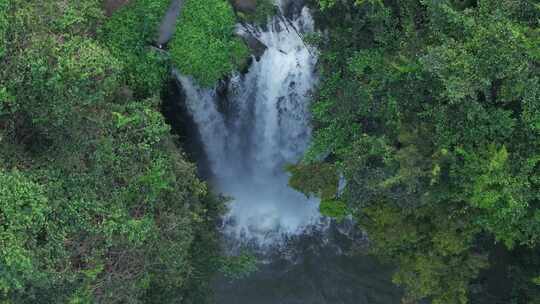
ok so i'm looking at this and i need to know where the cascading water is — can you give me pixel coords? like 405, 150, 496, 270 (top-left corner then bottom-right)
174, 2, 402, 302
177, 4, 321, 247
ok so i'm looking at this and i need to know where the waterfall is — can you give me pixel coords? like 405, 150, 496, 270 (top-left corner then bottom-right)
176, 5, 320, 247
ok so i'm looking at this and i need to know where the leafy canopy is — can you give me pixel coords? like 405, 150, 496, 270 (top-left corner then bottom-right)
169, 0, 249, 86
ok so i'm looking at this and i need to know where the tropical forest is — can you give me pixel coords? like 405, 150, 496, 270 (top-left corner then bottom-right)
0, 0, 539, 303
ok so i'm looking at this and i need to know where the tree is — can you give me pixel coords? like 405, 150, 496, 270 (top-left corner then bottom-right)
169, 0, 249, 86
101, 0, 171, 98
293, 0, 540, 302
0, 170, 51, 297
0, 0, 227, 302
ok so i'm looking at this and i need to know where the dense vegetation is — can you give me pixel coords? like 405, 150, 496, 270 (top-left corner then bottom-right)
0, 0, 240, 302
169, 0, 249, 86
2, 0, 539, 303
290, 0, 540, 303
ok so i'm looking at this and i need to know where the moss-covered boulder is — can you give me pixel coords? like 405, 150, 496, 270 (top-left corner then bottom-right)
169, 0, 249, 86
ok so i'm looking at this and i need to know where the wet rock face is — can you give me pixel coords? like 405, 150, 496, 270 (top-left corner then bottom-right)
103, 0, 130, 16
239, 32, 267, 60
281, 0, 307, 19
231, 0, 258, 13
161, 79, 213, 178
231, 0, 306, 19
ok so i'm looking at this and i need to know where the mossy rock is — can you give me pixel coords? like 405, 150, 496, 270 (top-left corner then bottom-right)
320, 199, 348, 222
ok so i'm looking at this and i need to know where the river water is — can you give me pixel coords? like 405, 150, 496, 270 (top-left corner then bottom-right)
174, 1, 401, 303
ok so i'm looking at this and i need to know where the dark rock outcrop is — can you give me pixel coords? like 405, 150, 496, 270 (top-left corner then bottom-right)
281, 0, 307, 19
238, 31, 267, 60
162, 78, 213, 178
230, 0, 257, 13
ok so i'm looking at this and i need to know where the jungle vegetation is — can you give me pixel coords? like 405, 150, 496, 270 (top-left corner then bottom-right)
0, 0, 241, 302
290, 0, 540, 303
1, 0, 539, 303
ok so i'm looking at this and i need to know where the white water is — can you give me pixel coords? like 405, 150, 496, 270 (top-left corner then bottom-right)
177, 5, 320, 247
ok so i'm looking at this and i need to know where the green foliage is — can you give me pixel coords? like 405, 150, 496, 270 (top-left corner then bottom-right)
305, 71, 364, 161
0, 0, 7, 58
7, 0, 103, 38
287, 162, 339, 200
457, 145, 532, 248
302, 0, 540, 302
0, 0, 225, 302
50, 0, 104, 36
236, 0, 277, 25
219, 253, 258, 280
8, 35, 121, 140
169, 0, 249, 86
101, 0, 171, 98
0, 86, 12, 115
316, 0, 382, 10
0, 170, 49, 295
319, 199, 348, 222
361, 202, 488, 304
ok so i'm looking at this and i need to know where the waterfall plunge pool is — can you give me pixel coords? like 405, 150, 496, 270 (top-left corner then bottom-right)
167, 2, 402, 303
